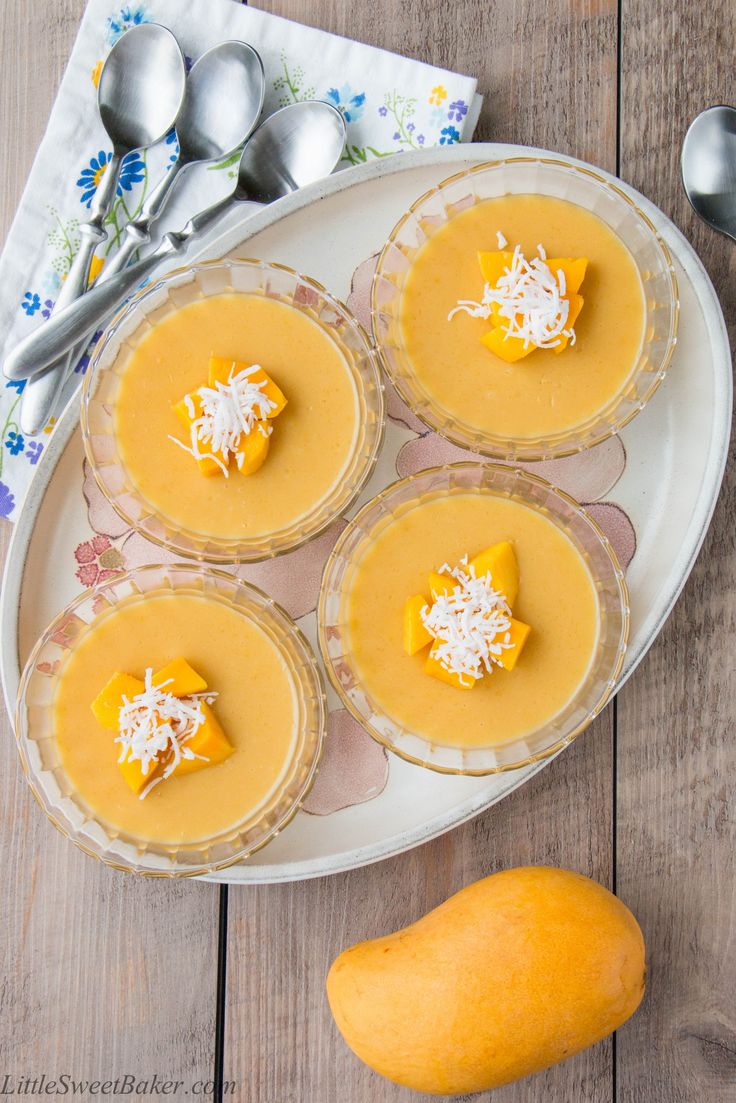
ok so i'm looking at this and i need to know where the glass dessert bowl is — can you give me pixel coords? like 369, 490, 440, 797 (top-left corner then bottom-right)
319, 463, 629, 774
82, 259, 385, 563
372, 157, 678, 461
15, 564, 326, 876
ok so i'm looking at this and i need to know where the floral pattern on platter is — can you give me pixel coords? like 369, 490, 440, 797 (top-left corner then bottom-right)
74, 533, 126, 587
68, 250, 637, 819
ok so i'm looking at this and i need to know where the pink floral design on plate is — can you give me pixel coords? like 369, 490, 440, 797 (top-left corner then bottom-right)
36, 660, 61, 676
582, 502, 636, 571
396, 432, 627, 504
74, 534, 125, 586
302, 709, 389, 816
235, 520, 347, 620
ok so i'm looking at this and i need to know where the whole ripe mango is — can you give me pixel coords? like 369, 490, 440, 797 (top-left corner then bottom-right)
326, 866, 645, 1095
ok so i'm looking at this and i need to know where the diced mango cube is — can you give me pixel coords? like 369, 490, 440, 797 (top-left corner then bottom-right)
553, 292, 584, 355
469, 542, 519, 608
152, 658, 208, 697
173, 393, 227, 477
428, 570, 455, 599
495, 618, 531, 671
480, 327, 533, 363
403, 594, 433, 655
91, 672, 145, 730
208, 356, 287, 418
172, 703, 234, 776
118, 754, 160, 795
478, 250, 513, 287
546, 257, 588, 294
424, 642, 475, 690
237, 422, 271, 475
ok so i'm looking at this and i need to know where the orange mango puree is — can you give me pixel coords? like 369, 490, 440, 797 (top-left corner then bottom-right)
346, 493, 600, 749
400, 195, 645, 439
54, 593, 298, 844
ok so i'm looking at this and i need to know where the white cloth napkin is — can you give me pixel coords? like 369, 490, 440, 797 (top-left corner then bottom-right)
0, 0, 481, 521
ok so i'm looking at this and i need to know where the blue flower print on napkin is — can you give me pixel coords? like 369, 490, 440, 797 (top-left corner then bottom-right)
119, 151, 145, 193
439, 125, 461, 145
20, 292, 41, 316
106, 5, 150, 46
326, 85, 366, 123
5, 431, 24, 456
165, 128, 179, 168
77, 151, 112, 207
77, 150, 146, 208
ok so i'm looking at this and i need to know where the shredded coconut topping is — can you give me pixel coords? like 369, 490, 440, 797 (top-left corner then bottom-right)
420, 559, 516, 686
448, 242, 576, 350
116, 669, 218, 800
496, 229, 508, 249
168, 362, 276, 477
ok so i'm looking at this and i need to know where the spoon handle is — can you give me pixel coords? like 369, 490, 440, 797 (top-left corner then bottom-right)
56, 151, 123, 309
6, 194, 239, 381
18, 161, 191, 435
18, 161, 190, 434
17, 153, 125, 431
102, 158, 185, 282
10, 250, 176, 379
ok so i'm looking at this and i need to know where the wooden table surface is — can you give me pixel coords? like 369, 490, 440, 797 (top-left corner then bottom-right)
1, 2, 734, 1100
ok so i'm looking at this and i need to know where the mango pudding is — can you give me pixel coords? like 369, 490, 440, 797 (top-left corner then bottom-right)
373, 160, 678, 460
54, 592, 302, 844
83, 261, 384, 561
15, 566, 326, 871
115, 292, 356, 543
400, 196, 643, 441
319, 465, 629, 772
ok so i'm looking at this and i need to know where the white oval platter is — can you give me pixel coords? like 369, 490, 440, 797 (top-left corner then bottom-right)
1, 143, 731, 885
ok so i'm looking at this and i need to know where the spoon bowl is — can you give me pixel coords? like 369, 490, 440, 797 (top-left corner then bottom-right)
235, 99, 347, 202
681, 105, 736, 242
99, 22, 186, 152
177, 40, 265, 163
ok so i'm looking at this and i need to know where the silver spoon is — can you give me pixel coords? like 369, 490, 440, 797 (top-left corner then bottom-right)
4, 101, 346, 382
21, 40, 264, 435
34, 24, 185, 332
682, 105, 736, 242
